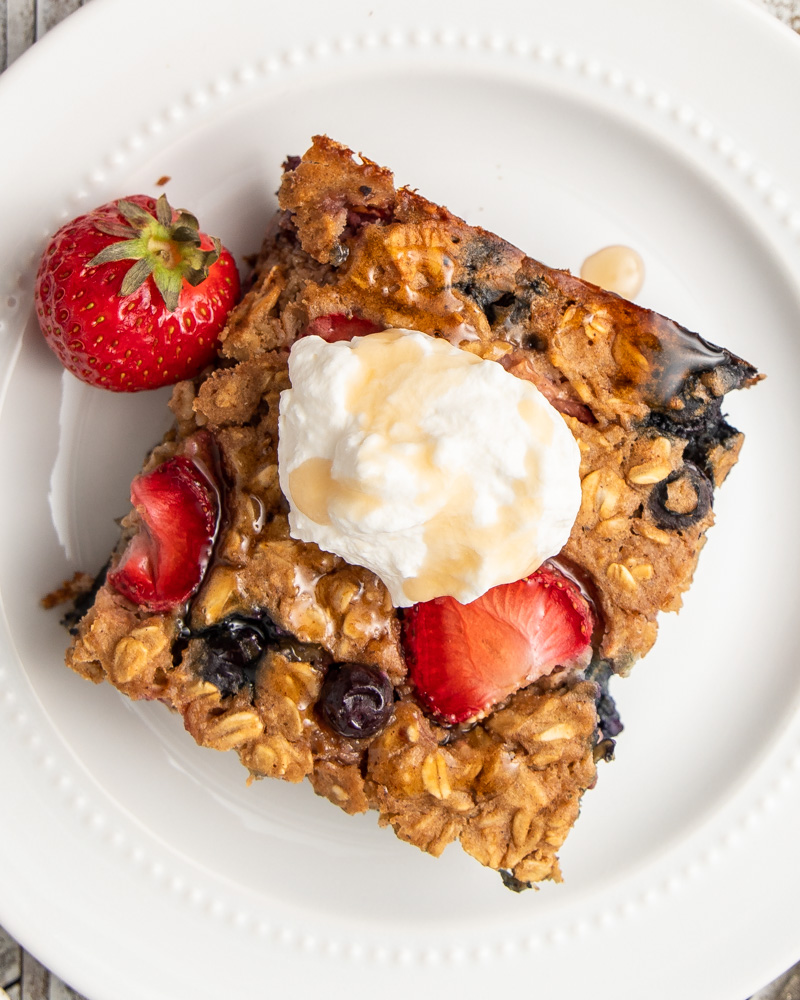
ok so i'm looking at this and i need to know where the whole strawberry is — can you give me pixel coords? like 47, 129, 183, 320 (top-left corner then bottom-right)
34, 194, 240, 391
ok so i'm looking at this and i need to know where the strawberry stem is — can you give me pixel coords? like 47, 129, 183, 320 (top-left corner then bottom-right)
148, 237, 181, 269
87, 194, 223, 313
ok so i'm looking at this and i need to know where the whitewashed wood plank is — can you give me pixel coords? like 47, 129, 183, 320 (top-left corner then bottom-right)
0, 926, 21, 990
36, 0, 85, 40
49, 978, 87, 1000
1, 2, 7, 74
750, 964, 800, 1000
754, 0, 800, 30
19, 952, 47, 1000
5, 0, 35, 66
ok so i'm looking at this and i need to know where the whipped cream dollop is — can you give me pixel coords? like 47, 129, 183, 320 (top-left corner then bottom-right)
277, 329, 581, 607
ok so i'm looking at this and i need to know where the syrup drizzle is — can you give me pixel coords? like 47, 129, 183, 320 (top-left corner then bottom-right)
580, 245, 645, 299
612, 312, 732, 407
341, 224, 485, 343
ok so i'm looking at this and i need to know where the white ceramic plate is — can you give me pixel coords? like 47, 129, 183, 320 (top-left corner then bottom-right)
1, 1, 799, 997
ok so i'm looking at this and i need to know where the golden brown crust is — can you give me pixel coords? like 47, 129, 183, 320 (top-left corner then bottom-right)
278, 136, 396, 265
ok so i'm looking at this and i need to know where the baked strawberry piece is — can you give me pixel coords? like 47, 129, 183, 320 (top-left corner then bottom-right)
405, 568, 595, 725
301, 313, 384, 342
62, 137, 759, 888
108, 452, 220, 612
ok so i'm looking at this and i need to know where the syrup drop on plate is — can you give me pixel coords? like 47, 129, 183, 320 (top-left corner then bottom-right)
580, 245, 645, 299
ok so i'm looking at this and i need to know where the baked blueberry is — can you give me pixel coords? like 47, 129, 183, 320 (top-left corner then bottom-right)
61, 561, 109, 635
499, 869, 533, 893
318, 663, 394, 739
648, 462, 712, 531
199, 616, 273, 697
586, 660, 624, 740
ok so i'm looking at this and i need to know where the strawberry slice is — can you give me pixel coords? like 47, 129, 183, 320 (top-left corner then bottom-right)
108, 455, 220, 612
301, 313, 383, 342
403, 566, 595, 725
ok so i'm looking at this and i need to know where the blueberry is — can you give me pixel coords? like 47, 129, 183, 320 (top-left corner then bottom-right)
193, 611, 330, 698
648, 461, 712, 531
681, 413, 740, 480
647, 399, 717, 437
199, 616, 272, 697
499, 869, 533, 893
586, 659, 624, 741
318, 663, 394, 739
62, 560, 109, 635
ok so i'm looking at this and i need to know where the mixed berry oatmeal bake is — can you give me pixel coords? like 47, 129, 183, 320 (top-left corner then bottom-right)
60, 136, 760, 889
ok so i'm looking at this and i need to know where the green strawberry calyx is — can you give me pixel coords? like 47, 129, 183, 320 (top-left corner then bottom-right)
88, 194, 223, 312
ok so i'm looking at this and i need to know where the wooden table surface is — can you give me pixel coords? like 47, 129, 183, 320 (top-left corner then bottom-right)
0, 0, 799, 998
